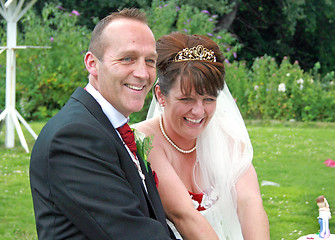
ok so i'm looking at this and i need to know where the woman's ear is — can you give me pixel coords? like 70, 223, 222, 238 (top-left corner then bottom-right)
84, 52, 98, 78
155, 85, 166, 107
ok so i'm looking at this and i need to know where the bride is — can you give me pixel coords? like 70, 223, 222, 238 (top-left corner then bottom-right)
133, 32, 269, 240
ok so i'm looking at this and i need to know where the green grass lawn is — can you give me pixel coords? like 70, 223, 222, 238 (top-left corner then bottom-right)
0, 120, 334, 240
248, 120, 335, 239
0, 122, 44, 240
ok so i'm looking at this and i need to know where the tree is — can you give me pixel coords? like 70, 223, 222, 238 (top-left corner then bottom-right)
33, 0, 152, 29
31, 1, 335, 74
228, 0, 335, 74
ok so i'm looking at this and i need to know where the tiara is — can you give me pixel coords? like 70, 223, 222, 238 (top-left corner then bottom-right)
173, 45, 216, 62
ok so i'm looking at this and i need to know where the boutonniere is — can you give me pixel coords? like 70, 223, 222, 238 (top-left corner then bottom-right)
132, 129, 154, 172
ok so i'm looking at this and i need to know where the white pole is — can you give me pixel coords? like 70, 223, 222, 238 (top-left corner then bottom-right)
10, 108, 29, 152
5, 8, 17, 148
0, 0, 42, 152
5, 0, 15, 8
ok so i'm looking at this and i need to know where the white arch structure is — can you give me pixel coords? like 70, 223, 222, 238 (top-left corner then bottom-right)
0, 0, 49, 152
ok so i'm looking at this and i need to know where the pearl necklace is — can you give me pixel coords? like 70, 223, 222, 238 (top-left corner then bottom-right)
159, 115, 196, 154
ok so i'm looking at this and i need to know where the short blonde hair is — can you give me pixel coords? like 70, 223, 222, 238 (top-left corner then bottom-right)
88, 8, 148, 59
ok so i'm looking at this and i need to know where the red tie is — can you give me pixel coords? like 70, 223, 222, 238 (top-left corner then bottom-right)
117, 123, 159, 188
117, 123, 137, 156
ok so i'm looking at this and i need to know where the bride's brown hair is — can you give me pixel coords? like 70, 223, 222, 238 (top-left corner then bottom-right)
156, 32, 225, 98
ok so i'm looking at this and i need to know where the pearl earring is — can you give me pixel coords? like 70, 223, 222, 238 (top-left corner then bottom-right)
159, 103, 165, 112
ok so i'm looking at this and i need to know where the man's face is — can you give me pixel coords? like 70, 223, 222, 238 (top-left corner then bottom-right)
89, 19, 157, 117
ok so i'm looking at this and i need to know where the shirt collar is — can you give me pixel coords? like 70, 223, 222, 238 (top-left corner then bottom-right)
85, 83, 128, 128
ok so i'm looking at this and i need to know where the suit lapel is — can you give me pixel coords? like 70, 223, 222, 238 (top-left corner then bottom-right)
71, 88, 167, 226
71, 88, 116, 137
139, 154, 170, 234
71, 88, 130, 154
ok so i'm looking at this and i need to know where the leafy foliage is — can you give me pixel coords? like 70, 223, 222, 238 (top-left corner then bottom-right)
231, 0, 335, 74
30, 0, 335, 75
0, 2, 334, 122
33, 0, 152, 30
226, 56, 335, 122
148, 0, 241, 60
1, 4, 90, 120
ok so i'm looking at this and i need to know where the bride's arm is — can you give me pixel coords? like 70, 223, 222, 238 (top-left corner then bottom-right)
149, 147, 219, 240
236, 164, 270, 240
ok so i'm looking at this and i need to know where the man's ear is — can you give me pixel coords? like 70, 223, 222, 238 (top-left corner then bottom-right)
155, 85, 166, 107
84, 52, 98, 77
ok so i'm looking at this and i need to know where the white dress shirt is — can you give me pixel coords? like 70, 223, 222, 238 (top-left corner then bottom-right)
85, 83, 147, 191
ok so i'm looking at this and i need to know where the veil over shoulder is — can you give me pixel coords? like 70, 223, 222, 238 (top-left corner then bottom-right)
147, 81, 253, 240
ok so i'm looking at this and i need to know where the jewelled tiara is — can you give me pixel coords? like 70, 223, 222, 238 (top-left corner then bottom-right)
173, 45, 216, 62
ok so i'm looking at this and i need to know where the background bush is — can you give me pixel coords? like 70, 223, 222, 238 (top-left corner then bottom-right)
0, 4, 90, 120
0, 2, 334, 122
31, 0, 335, 75
226, 56, 335, 122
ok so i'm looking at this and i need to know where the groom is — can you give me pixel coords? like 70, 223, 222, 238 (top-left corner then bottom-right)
30, 8, 175, 239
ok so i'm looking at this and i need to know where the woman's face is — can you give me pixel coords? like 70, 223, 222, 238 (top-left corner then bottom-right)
157, 76, 217, 141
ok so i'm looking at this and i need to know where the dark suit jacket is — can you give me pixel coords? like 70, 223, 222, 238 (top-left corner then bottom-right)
30, 87, 175, 240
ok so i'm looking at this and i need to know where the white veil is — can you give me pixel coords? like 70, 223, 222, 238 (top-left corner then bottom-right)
147, 81, 252, 240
